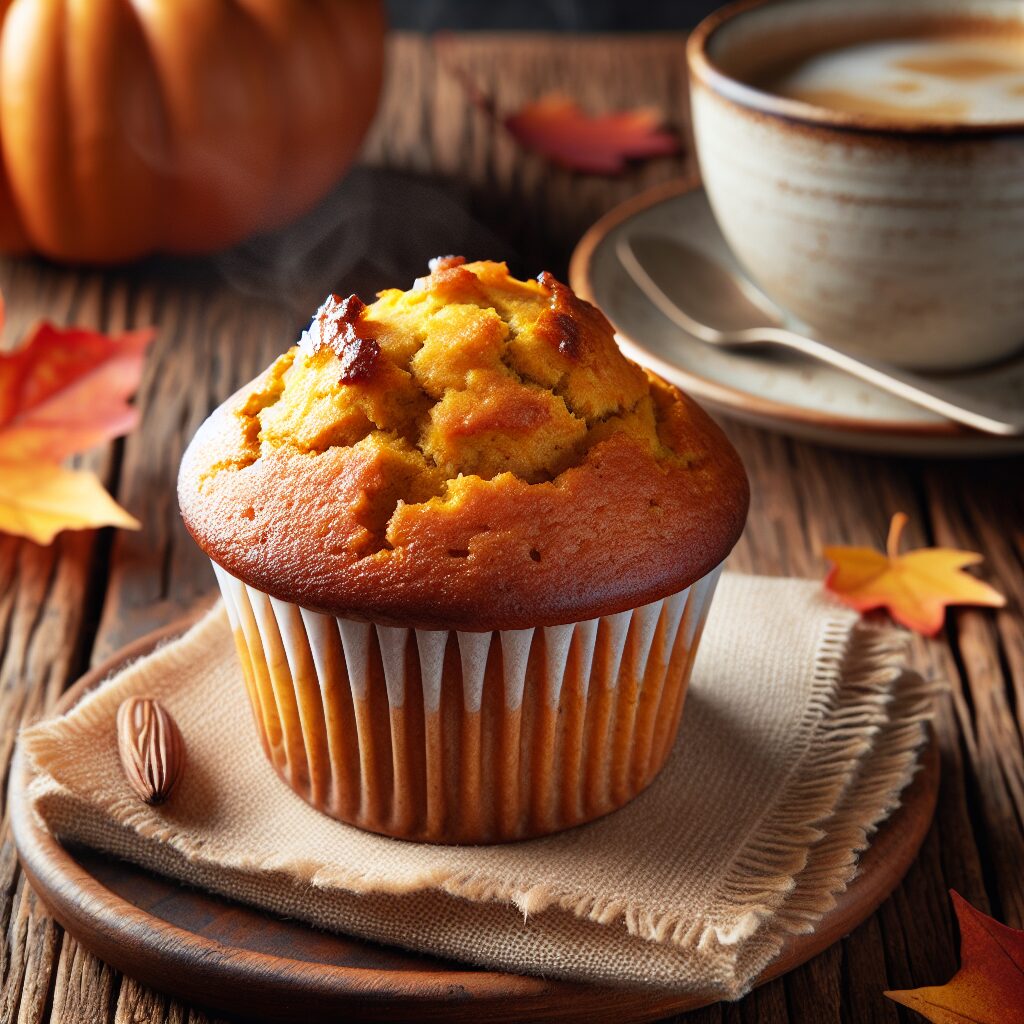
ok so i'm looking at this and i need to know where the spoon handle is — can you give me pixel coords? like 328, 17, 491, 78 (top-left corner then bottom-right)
740, 326, 1024, 437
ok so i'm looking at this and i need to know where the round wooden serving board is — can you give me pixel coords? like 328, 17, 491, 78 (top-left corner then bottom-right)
10, 620, 939, 1024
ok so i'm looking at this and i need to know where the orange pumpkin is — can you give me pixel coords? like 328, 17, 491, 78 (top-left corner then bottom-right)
0, 0, 385, 263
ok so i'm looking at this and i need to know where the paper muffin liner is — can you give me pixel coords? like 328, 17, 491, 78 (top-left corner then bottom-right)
211, 562, 723, 844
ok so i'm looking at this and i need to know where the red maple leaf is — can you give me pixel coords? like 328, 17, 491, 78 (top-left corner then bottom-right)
438, 38, 679, 175
0, 300, 154, 544
886, 891, 1024, 1023
505, 94, 679, 174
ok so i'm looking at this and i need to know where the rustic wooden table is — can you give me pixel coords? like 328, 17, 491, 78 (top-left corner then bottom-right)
2, 33, 1022, 1024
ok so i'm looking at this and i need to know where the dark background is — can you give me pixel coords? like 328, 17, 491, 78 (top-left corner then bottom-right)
386, 0, 724, 31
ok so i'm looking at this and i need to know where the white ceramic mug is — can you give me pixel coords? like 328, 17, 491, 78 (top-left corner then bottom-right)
687, 0, 1024, 371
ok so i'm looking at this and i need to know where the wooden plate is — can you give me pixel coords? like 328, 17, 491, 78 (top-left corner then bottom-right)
9, 619, 939, 1023
569, 178, 1024, 456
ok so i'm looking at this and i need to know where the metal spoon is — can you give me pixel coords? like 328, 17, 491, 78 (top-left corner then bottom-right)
616, 234, 1024, 437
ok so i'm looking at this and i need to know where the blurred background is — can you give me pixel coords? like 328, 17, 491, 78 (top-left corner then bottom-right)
388, 1, 721, 30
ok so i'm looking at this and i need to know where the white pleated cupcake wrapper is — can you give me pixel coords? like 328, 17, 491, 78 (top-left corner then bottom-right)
212, 560, 722, 843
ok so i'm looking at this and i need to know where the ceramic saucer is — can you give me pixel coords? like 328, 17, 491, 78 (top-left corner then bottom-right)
570, 179, 1024, 456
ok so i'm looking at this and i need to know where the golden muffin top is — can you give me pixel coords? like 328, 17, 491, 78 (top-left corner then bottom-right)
179, 259, 749, 630
233, 257, 662, 486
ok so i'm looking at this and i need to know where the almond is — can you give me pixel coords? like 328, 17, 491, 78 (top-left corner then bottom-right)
116, 697, 185, 805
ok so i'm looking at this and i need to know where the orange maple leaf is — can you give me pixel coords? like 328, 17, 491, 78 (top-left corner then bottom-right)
886, 891, 1024, 1024
504, 94, 679, 174
0, 305, 154, 545
823, 513, 1005, 636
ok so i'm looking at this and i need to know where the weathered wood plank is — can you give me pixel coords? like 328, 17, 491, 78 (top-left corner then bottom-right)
111, 980, 224, 1024
922, 469, 1024, 928
0, 874, 59, 1024
48, 937, 116, 1024
92, 284, 291, 663
839, 917, 900, 1024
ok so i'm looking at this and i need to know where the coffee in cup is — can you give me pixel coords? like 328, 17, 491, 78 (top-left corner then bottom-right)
763, 30, 1024, 124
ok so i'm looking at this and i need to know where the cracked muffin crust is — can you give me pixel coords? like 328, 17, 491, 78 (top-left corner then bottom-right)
178, 258, 748, 631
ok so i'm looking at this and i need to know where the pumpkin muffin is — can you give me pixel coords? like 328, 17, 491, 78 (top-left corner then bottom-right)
178, 257, 748, 843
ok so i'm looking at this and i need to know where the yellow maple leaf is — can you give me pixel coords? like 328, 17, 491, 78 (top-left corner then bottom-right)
886, 891, 1024, 1024
0, 303, 153, 544
0, 461, 140, 545
823, 513, 1005, 636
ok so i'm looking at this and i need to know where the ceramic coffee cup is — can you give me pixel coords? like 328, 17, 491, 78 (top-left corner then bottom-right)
687, 0, 1024, 371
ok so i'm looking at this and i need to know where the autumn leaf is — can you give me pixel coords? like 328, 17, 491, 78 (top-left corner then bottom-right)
0, 462, 140, 544
823, 513, 1005, 636
0, 323, 152, 462
504, 95, 679, 174
0, 308, 153, 545
886, 891, 1024, 1024
436, 38, 678, 174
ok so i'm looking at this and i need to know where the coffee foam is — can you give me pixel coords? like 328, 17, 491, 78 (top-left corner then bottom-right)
767, 36, 1024, 124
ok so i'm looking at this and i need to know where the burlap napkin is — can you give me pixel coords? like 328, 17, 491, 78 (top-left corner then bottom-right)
21, 574, 932, 1001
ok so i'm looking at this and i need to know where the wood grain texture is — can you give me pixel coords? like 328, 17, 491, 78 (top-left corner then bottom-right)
0, 31, 1021, 1024
7, 624, 938, 1024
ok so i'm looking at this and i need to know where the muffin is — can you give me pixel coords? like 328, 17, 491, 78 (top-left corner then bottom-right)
178, 257, 748, 843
